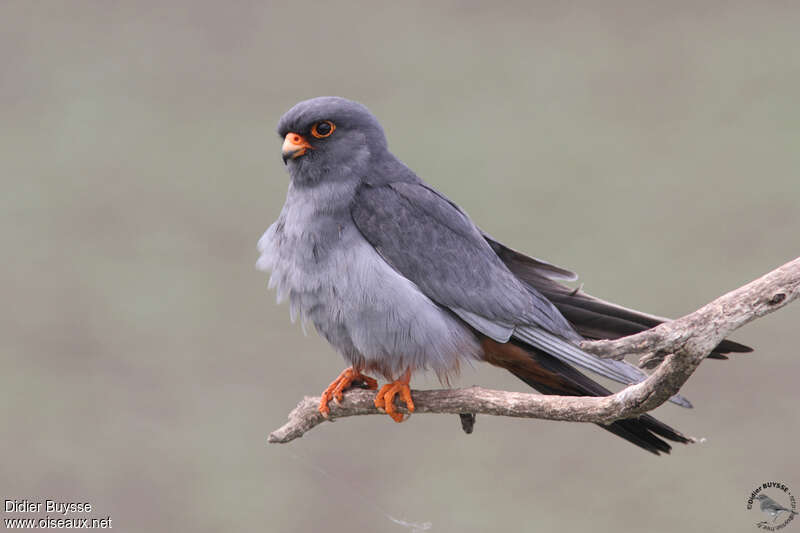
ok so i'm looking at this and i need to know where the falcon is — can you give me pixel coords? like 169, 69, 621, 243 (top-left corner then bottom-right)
257, 97, 751, 454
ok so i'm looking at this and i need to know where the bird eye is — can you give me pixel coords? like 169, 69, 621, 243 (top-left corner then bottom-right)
311, 120, 335, 139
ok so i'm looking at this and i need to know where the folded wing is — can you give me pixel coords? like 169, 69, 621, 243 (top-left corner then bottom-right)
351, 180, 693, 407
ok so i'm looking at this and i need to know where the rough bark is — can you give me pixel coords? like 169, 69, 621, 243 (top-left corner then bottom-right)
268, 257, 800, 444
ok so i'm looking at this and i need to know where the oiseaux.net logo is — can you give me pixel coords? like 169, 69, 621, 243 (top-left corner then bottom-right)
747, 482, 797, 530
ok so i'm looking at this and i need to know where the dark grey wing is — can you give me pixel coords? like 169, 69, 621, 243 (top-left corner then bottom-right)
351, 181, 689, 405
483, 233, 578, 281
351, 181, 573, 341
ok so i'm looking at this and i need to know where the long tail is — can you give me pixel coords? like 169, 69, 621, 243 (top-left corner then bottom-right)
480, 336, 691, 455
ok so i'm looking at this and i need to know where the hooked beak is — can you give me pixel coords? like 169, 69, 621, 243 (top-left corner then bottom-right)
282, 132, 312, 164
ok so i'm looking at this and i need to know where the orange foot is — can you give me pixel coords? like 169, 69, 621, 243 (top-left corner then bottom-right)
319, 367, 378, 418
374, 369, 415, 423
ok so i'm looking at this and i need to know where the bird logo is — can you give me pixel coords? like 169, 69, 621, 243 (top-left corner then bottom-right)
747, 483, 798, 530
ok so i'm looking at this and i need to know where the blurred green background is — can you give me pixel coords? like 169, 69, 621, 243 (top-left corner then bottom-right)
2, 2, 798, 532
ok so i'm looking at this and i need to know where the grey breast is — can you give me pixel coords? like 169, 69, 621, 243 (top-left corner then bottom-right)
257, 181, 481, 380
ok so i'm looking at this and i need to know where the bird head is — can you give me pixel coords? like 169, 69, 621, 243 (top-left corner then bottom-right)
277, 96, 388, 187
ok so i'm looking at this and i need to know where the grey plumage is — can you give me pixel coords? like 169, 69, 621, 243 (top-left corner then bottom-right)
256, 179, 483, 381
258, 96, 751, 453
258, 99, 482, 380
351, 181, 576, 342
351, 179, 691, 406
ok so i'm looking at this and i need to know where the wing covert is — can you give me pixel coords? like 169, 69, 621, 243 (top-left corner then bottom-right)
351, 181, 575, 340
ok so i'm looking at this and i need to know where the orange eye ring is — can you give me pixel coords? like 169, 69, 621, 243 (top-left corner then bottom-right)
311, 120, 335, 139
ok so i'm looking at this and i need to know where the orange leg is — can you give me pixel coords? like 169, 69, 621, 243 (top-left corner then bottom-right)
373, 368, 415, 423
318, 367, 378, 417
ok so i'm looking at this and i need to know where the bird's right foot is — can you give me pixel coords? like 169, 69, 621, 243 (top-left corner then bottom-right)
373, 368, 415, 423
318, 367, 378, 417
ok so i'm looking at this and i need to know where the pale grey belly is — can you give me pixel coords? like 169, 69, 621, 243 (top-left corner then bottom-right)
258, 221, 481, 380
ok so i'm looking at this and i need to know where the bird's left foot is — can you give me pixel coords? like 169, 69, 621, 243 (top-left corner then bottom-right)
374, 369, 415, 423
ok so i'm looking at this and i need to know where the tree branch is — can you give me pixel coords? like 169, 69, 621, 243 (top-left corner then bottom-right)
268, 257, 800, 444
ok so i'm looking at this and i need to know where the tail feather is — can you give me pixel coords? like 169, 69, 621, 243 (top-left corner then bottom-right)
481, 337, 690, 455
542, 292, 752, 357
485, 236, 753, 357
